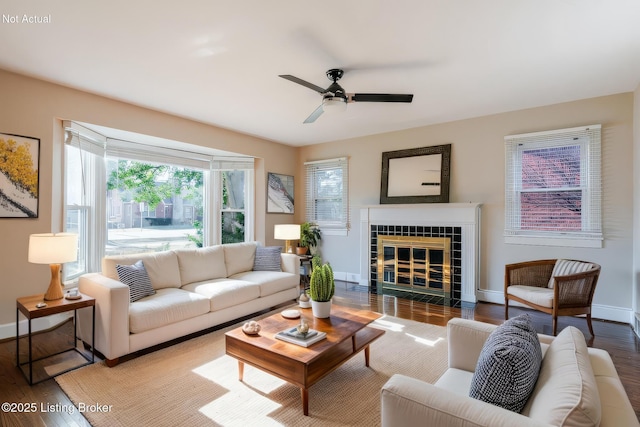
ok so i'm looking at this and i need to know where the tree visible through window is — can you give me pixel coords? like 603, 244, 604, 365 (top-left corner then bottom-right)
106, 159, 204, 255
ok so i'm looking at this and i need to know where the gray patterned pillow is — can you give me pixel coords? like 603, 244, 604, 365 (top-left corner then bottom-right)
469, 314, 542, 413
253, 246, 282, 271
116, 260, 156, 303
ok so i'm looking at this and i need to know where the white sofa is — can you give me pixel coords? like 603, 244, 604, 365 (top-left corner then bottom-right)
78, 242, 299, 366
381, 318, 638, 427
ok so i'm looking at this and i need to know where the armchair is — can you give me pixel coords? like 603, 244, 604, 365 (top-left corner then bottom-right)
505, 259, 601, 336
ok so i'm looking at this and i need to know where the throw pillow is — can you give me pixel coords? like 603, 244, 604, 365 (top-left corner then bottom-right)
116, 260, 156, 303
547, 259, 594, 288
253, 246, 283, 271
469, 314, 542, 413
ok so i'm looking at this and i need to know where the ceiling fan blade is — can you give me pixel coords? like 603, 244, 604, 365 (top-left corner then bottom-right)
303, 104, 324, 124
350, 93, 414, 103
279, 75, 327, 94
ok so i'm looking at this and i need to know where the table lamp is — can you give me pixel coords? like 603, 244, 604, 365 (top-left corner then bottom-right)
28, 233, 78, 300
274, 224, 300, 254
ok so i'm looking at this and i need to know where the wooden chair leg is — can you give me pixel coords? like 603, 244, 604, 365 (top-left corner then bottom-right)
586, 314, 595, 336
505, 300, 509, 320
552, 316, 557, 336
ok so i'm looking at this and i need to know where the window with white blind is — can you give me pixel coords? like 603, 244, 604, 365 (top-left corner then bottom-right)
304, 157, 349, 235
504, 125, 602, 248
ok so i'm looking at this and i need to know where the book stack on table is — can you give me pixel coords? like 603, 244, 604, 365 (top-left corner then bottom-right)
275, 327, 327, 347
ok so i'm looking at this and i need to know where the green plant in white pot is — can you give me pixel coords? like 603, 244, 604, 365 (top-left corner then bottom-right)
308, 262, 335, 318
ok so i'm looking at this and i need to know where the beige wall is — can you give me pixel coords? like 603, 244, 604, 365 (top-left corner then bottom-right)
0, 69, 297, 326
1, 66, 634, 328
299, 93, 635, 321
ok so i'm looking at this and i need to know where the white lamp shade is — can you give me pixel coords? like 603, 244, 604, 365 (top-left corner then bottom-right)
274, 224, 300, 240
28, 233, 78, 264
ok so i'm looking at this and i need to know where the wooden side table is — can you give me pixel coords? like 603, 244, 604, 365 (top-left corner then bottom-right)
16, 293, 95, 385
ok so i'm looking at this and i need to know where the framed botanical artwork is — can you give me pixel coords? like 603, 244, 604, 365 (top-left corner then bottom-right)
267, 172, 294, 214
0, 133, 39, 218
380, 144, 451, 204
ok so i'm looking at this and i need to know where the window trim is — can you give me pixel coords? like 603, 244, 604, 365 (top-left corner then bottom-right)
63, 121, 256, 275
304, 157, 349, 235
504, 124, 602, 248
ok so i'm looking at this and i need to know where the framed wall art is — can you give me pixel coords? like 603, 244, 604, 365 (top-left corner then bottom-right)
380, 144, 451, 204
267, 172, 294, 214
0, 133, 39, 218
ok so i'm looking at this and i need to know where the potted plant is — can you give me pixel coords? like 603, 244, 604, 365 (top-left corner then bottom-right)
308, 262, 335, 318
296, 222, 321, 255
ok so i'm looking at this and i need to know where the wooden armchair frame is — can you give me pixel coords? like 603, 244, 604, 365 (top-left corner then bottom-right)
504, 259, 601, 336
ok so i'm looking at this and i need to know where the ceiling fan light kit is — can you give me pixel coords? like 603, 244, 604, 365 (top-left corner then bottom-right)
322, 96, 347, 113
279, 68, 413, 123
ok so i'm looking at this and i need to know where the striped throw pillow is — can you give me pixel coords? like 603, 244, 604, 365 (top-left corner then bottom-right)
548, 259, 594, 288
116, 260, 156, 303
469, 314, 542, 413
253, 246, 282, 271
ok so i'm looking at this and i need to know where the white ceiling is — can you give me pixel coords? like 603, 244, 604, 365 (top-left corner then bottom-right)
2, 1, 640, 146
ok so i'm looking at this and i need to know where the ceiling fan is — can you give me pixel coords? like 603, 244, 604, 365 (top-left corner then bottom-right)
279, 68, 414, 124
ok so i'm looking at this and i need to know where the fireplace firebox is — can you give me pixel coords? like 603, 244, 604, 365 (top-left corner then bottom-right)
378, 235, 451, 301
371, 225, 462, 307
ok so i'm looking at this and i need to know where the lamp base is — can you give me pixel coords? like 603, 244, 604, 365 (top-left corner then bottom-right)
285, 240, 294, 254
44, 264, 64, 301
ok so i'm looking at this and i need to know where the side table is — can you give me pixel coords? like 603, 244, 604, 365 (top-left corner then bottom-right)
16, 293, 95, 385
299, 255, 313, 289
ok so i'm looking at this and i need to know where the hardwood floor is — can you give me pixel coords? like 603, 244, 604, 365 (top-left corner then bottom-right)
1, 282, 639, 426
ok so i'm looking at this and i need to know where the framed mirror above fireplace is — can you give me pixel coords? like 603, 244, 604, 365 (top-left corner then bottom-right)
380, 144, 451, 204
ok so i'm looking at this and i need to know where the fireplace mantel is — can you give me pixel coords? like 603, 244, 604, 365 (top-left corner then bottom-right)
359, 203, 482, 303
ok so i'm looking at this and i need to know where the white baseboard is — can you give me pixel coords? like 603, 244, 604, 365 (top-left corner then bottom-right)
0, 312, 73, 341
477, 289, 634, 324
333, 271, 361, 284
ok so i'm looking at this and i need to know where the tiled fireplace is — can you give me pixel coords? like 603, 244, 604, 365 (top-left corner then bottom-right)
359, 203, 481, 305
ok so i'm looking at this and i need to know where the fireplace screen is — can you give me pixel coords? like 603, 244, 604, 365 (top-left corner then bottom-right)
378, 236, 451, 298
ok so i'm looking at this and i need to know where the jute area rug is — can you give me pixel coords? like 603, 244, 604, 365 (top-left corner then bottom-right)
56, 309, 448, 427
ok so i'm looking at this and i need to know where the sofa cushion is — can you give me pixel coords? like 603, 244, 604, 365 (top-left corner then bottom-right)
253, 246, 283, 271
230, 270, 299, 297
181, 279, 260, 311
175, 245, 227, 286
128, 288, 210, 334
115, 260, 156, 303
547, 259, 594, 288
223, 242, 258, 276
469, 314, 542, 413
522, 326, 601, 426
103, 251, 181, 290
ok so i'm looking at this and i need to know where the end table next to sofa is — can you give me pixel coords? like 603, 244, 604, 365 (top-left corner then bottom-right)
16, 293, 95, 385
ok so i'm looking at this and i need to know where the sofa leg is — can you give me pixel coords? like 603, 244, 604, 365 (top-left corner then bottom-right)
105, 357, 120, 367
586, 314, 595, 336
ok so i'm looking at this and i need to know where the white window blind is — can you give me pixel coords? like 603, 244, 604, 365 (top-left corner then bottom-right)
304, 157, 349, 233
505, 125, 602, 247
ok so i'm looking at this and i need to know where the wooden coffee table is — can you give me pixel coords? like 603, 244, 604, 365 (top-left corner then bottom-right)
224, 305, 385, 416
